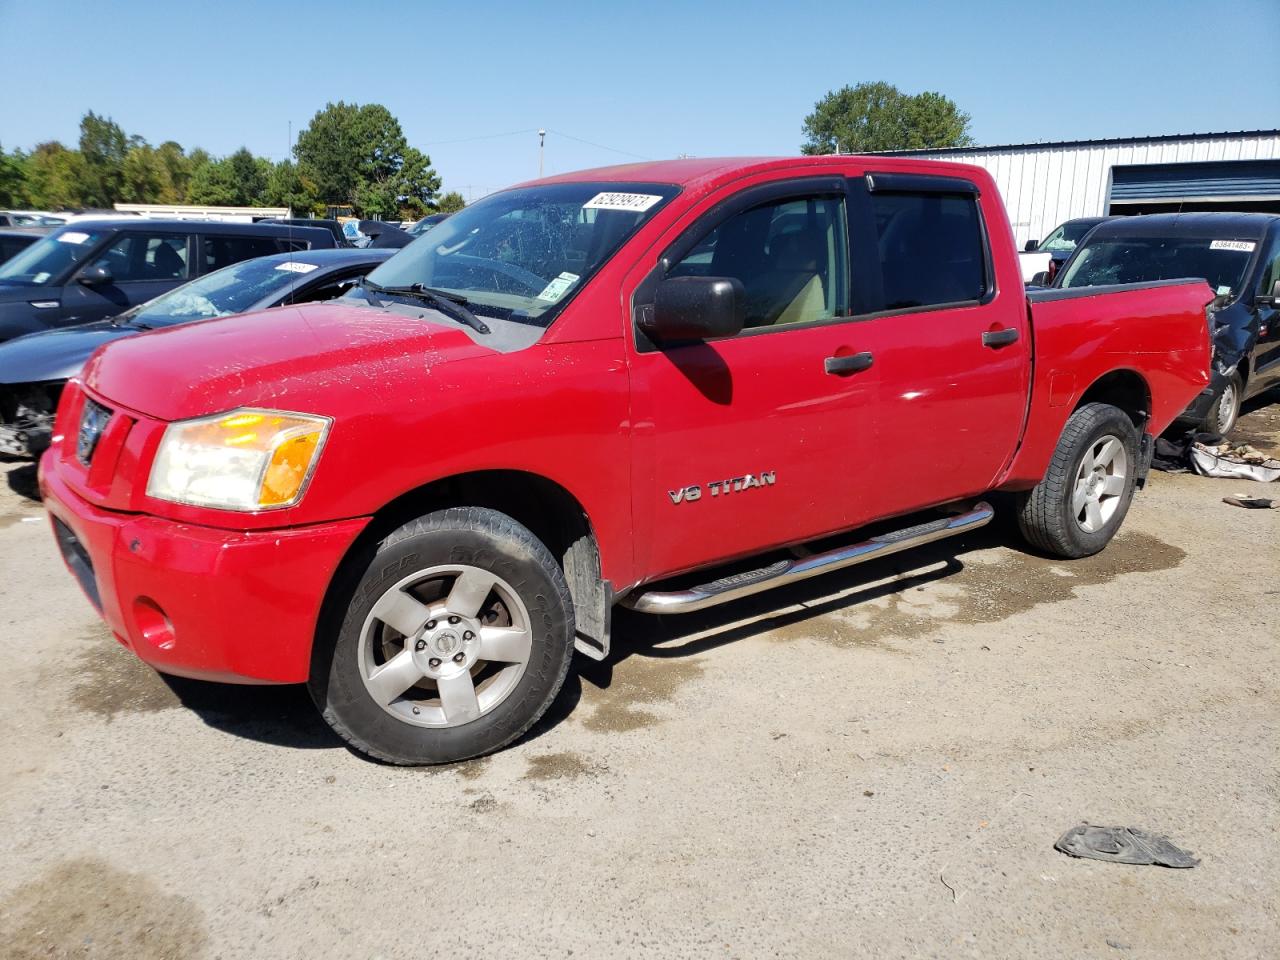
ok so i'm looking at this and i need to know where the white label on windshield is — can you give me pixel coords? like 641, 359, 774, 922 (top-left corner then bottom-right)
57, 231, 91, 244
536, 271, 580, 302
33, 272, 50, 284
1216, 285, 1233, 296
582, 192, 663, 213
1210, 240, 1256, 252
274, 261, 318, 273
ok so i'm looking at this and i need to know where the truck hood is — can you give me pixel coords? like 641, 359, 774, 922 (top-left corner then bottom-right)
82, 302, 492, 422
0, 320, 135, 385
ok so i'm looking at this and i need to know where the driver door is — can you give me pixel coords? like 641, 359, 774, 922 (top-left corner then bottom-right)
61, 231, 192, 325
627, 178, 877, 581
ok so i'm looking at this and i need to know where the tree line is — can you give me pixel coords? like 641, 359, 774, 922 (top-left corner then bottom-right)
0, 102, 466, 220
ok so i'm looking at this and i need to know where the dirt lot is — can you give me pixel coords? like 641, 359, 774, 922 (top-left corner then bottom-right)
1, 402, 1277, 960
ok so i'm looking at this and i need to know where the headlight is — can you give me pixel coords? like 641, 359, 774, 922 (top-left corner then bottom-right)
146, 408, 332, 511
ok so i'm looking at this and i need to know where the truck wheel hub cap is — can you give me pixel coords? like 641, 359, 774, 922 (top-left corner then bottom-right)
1072, 434, 1128, 534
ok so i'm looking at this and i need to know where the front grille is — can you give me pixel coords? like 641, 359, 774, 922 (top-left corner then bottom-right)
52, 517, 101, 610
76, 397, 112, 466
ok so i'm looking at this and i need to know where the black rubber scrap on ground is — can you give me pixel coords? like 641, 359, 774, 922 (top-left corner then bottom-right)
1055, 824, 1199, 868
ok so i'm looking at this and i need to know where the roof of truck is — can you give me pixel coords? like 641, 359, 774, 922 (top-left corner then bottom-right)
519, 154, 977, 193
1085, 212, 1280, 241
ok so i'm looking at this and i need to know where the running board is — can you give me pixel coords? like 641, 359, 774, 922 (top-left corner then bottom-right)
621, 502, 994, 615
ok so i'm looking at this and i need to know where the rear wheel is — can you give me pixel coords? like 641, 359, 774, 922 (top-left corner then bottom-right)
1199, 370, 1243, 436
310, 507, 575, 765
1016, 403, 1140, 559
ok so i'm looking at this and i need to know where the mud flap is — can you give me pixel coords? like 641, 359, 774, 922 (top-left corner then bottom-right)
1135, 432, 1154, 489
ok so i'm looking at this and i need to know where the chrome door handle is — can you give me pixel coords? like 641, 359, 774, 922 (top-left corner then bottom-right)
982, 327, 1019, 348
824, 352, 874, 376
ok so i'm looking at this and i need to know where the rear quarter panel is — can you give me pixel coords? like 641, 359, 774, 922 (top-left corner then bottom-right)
1000, 280, 1213, 488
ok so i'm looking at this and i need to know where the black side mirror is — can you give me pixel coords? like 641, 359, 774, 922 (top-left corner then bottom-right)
1024, 239, 1039, 252
1257, 277, 1280, 307
78, 263, 114, 286
1028, 271, 1051, 287
643, 276, 745, 343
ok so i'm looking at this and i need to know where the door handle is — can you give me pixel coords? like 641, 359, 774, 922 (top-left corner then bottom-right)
824, 351, 874, 376
982, 327, 1020, 348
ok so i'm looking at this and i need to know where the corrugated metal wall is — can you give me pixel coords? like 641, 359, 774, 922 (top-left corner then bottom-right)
902, 132, 1280, 247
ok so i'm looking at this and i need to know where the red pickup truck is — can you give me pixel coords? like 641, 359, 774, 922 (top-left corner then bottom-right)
40, 156, 1212, 764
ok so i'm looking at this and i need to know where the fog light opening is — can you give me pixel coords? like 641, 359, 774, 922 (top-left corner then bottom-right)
132, 597, 175, 651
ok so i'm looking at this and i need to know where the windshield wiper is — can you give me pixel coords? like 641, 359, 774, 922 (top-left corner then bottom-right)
357, 278, 490, 334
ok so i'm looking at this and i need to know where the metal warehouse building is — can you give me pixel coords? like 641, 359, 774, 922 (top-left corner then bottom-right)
893, 129, 1280, 248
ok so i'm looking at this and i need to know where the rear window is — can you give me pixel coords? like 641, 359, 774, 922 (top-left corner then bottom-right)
1060, 236, 1257, 301
870, 192, 989, 310
201, 235, 307, 272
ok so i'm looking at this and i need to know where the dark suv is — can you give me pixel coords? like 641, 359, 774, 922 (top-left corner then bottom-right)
1055, 212, 1280, 433
0, 219, 334, 342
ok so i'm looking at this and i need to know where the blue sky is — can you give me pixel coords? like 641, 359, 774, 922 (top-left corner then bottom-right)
2, 0, 1277, 201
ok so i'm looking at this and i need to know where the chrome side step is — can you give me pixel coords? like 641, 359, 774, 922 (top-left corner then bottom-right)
621, 502, 994, 615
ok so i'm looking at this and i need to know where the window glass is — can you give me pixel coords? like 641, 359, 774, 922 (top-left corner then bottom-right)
1255, 233, 1280, 303
668, 195, 848, 329
1060, 236, 1255, 301
91, 233, 189, 282
127, 255, 315, 327
359, 181, 678, 327
201, 235, 305, 272
0, 228, 108, 286
871, 192, 988, 310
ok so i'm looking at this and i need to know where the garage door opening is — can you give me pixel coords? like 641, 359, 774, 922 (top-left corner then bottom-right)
1109, 160, 1280, 215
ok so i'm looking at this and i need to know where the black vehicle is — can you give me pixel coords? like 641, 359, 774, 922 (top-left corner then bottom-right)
1055, 212, 1280, 433
0, 219, 335, 343
405, 212, 452, 237
257, 217, 352, 247
1023, 216, 1112, 284
0, 247, 393, 457
0, 227, 51, 265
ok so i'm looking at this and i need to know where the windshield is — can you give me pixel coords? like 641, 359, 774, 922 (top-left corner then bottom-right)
0, 228, 108, 286
124, 255, 319, 327
1039, 220, 1098, 254
354, 181, 678, 326
1060, 235, 1257, 300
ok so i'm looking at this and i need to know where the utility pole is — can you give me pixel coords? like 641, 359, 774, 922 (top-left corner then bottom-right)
538, 129, 546, 177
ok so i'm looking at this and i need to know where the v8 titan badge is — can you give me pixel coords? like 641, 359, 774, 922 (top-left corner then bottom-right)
669, 471, 776, 505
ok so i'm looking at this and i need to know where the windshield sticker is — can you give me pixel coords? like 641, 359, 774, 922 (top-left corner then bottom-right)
536, 271, 580, 302
582, 192, 664, 213
1216, 285, 1233, 296
33, 272, 50, 284
1210, 240, 1256, 253
274, 261, 318, 273
57, 231, 91, 245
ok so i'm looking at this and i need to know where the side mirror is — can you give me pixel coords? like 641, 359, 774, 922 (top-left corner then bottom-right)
1023, 239, 1039, 252
643, 276, 745, 343
1028, 271, 1051, 287
1257, 277, 1280, 307
78, 263, 114, 286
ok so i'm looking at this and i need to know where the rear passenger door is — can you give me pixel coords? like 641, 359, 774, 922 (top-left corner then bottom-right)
844, 173, 1029, 519
62, 231, 192, 325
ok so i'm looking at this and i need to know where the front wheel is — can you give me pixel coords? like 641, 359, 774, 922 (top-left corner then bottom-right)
1016, 403, 1140, 559
310, 507, 575, 765
1198, 370, 1243, 436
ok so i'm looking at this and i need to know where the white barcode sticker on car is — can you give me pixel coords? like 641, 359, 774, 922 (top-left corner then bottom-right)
1210, 240, 1256, 252
536, 271, 580, 302
274, 261, 318, 273
57, 231, 91, 244
582, 192, 663, 213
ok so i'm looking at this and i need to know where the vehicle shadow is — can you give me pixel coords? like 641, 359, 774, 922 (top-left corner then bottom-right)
159, 675, 338, 751
2, 460, 40, 502
571, 517, 1017, 696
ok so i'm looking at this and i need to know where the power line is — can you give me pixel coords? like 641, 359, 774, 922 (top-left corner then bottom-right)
544, 128, 652, 161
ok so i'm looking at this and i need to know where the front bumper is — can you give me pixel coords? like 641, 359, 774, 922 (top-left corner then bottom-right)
40, 450, 369, 683
1175, 369, 1229, 428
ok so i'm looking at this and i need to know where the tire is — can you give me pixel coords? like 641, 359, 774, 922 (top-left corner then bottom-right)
309, 507, 575, 765
1198, 370, 1243, 436
1016, 403, 1140, 559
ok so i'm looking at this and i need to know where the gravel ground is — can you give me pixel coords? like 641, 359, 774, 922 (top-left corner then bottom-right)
1, 400, 1277, 960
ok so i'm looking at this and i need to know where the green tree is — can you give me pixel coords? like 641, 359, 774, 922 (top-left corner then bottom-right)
186, 148, 272, 206
266, 159, 321, 215
78, 111, 129, 206
294, 101, 440, 217
122, 142, 167, 202
0, 144, 29, 207
435, 191, 466, 214
155, 141, 192, 202
801, 81, 974, 155
25, 142, 90, 209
